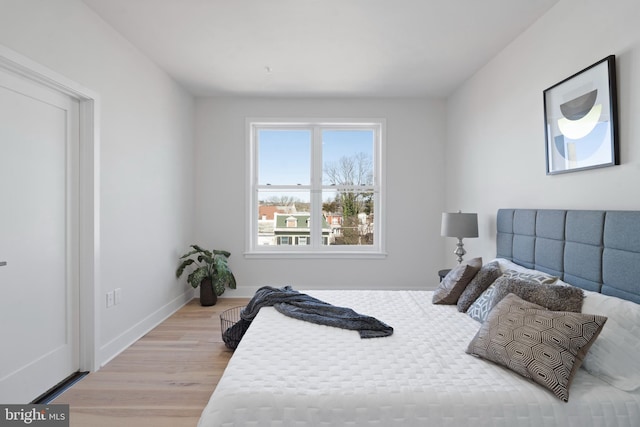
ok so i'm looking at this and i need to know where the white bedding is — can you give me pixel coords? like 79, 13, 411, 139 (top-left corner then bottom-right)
199, 290, 640, 427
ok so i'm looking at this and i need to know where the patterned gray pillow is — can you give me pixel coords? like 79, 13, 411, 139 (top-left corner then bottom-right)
457, 261, 502, 312
466, 293, 607, 402
502, 269, 558, 285
432, 257, 482, 305
466, 284, 497, 323
490, 275, 584, 312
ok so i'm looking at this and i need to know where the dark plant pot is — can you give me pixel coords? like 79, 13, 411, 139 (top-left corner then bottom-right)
199, 278, 217, 306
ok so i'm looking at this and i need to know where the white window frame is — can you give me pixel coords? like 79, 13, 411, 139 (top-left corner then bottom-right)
245, 118, 386, 259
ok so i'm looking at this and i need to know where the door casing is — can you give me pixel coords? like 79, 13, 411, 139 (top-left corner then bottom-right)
0, 44, 100, 373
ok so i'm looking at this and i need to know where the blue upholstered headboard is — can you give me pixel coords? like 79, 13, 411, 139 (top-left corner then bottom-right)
496, 209, 640, 304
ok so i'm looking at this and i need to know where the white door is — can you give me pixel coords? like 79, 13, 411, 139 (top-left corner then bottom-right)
0, 67, 79, 403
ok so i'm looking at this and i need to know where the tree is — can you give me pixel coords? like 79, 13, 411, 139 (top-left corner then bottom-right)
323, 200, 339, 213
324, 152, 372, 217
264, 195, 300, 206
323, 152, 373, 245
324, 152, 373, 187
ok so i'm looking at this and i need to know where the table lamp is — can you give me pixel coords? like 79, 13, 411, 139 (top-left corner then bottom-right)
441, 211, 478, 264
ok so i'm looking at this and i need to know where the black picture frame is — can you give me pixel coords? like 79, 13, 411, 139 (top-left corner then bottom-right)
543, 55, 619, 175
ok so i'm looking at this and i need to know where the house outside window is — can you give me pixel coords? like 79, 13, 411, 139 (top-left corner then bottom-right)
246, 119, 386, 258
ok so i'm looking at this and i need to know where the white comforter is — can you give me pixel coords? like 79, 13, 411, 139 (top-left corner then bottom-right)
199, 290, 640, 427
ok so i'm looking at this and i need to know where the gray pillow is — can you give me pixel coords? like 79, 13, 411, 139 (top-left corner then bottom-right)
490, 275, 584, 312
466, 293, 607, 402
457, 261, 502, 312
432, 257, 482, 305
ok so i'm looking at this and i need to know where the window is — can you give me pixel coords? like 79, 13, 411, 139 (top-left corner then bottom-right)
246, 119, 385, 258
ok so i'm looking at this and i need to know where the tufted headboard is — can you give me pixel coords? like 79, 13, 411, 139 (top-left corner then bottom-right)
496, 209, 640, 304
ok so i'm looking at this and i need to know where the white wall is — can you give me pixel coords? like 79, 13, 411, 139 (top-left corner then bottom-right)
0, 0, 196, 366
8, 0, 623, 367
446, 0, 640, 263
195, 97, 447, 296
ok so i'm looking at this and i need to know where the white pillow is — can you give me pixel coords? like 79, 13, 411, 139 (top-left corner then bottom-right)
581, 290, 640, 391
493, 258, 556, 277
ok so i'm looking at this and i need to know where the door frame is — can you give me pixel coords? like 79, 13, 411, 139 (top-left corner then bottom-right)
0, 44, 100, 372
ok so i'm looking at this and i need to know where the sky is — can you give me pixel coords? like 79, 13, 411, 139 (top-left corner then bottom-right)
258, 128, 374, 186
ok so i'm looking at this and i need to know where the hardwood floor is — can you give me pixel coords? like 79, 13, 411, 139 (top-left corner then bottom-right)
53, 298, 249, 427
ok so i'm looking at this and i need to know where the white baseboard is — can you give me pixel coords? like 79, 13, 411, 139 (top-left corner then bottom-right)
217, 287, 261, 298
98, 290, 194, 368
219, 285, 432, 299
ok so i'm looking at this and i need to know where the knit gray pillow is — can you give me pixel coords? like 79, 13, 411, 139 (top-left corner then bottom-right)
490, 275, 584, 313
457, 261, 502, 312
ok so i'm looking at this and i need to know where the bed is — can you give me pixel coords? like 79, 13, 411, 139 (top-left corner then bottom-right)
199, 209, 640, 426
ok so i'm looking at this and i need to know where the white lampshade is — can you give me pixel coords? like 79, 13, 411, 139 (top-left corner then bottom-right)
441, 212, 478, 238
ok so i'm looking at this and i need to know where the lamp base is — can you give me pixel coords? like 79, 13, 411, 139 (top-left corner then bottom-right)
453, 238, 466, 264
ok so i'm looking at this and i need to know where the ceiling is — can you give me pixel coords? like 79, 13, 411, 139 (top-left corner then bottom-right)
81, 0, 559, 98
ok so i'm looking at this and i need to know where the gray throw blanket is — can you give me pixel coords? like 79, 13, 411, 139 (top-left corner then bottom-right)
222, 286, 393, 349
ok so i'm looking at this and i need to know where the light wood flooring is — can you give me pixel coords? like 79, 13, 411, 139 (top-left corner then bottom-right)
53, 297, 249, 427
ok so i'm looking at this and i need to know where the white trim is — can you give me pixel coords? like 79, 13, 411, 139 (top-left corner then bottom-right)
244, 251, 388, 259
245, 119, 256, 255
68, 93, 81, 372
78, 98, 100, 372
0, 44, 101, 372
98, 290, 193, 367
224, 282, 425, 298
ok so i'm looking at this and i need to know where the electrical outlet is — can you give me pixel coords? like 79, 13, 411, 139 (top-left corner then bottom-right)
106, 291, 114, 308
114, 288, 122, 305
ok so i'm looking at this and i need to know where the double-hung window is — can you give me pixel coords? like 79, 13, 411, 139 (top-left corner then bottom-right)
247, 119, 385, 258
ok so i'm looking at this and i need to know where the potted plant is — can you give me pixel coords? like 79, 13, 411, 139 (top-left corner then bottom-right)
176, 245, 236, 306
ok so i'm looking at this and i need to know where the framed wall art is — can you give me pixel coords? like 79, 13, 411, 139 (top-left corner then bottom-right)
543, 55, 619, 175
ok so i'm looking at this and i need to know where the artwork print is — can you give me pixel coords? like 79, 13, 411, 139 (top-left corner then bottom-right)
544, 55, 619, 174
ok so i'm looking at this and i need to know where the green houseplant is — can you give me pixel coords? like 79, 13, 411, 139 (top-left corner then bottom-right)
176, 245, 236, 306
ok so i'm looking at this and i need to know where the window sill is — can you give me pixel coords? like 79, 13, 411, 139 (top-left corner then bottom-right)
244, 250, 387, 260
